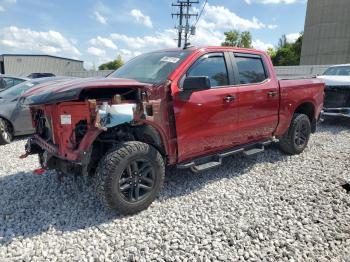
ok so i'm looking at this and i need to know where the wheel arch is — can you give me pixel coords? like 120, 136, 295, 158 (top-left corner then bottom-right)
90, 123, 168, 172
131, 124, 166, 156
294, 101, 316, 133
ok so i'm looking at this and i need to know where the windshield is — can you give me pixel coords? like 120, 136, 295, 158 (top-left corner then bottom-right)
109, 50, 192, 84
323, 66, 350, 76
0, 81, 39, 99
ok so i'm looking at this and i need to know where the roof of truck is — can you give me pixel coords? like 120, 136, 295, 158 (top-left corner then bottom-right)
155, 46, 266, 55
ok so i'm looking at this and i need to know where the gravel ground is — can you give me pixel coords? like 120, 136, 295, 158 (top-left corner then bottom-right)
0, 120, 350, 262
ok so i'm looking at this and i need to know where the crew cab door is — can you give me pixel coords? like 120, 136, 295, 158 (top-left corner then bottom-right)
172, 52, 239, 162
230, 53, 279, 144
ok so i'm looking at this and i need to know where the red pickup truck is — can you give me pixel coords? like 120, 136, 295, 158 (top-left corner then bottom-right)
22, 46, 324, 215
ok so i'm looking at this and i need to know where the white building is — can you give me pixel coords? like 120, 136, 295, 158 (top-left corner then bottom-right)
0, 54, 85, 76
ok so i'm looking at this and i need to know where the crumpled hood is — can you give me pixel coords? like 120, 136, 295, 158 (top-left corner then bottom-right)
23, 78, 151, 105
317, 75, 350, 86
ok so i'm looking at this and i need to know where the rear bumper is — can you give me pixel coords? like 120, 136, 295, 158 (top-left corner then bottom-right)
322, 108, 350, 118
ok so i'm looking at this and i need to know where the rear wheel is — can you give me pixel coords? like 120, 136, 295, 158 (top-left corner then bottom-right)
0, 118, 13, 145
279, 113, 311, 155
96, 141, 165, 215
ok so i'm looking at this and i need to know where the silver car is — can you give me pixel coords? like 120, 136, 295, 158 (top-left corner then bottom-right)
0, 77, 73, 145
0, 75, 29, 91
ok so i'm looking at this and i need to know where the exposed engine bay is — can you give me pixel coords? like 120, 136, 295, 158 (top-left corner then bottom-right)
22, 80, 175, 178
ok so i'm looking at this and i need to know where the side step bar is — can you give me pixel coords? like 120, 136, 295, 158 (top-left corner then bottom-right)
177, 139, 274, 173
191, 160, 222, 172
243, 147, 264, 156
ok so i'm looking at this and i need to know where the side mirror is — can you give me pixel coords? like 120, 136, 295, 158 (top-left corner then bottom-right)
183, 76, 211, 91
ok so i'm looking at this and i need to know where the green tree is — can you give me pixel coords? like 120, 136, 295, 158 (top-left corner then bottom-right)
278, 34, 288, 48
221, 30, 252, 48
270, 33, 303, 66
98, 55, 124, 70
266, 47, 277, 58
222, 30, 240, 47
240, 31, 252, 48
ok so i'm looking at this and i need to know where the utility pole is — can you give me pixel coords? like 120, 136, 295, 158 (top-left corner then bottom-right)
172, 0, 199, 48
172, 2, 184, 47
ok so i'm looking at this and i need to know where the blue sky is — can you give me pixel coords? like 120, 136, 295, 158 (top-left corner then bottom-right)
0, 0, 307, 69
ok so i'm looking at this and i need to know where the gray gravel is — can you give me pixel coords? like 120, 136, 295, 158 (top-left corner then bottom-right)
1, 120, 350, 261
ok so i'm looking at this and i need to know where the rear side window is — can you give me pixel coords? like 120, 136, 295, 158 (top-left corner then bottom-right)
235, 56, 267, 84
323, 66, 350, 76
188, 53, 229, 88
4, 77, 15, 87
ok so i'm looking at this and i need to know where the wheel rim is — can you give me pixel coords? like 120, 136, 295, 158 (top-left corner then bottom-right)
118, 159, 155, 203
294, 121, 308, 147
0, 120, 12, 142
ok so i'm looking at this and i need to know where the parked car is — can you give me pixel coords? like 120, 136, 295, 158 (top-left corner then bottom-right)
27, 73, 56, 79
318, 64, 350, 118
0, 77, 73, 145
0, 75, 28, 91
22, 46, 324, 215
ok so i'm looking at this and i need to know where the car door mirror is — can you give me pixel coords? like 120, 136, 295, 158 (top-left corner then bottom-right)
182, 76, 211, 91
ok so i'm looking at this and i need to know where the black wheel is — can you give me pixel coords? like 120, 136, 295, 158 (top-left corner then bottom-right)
96, 141, 165, 215
0, 118, 13, 145
279, 113, 311, 155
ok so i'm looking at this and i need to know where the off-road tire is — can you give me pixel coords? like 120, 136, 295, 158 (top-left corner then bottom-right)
96, 141, 165, 215
0, 118, 13, 145
279, 113, 311, 155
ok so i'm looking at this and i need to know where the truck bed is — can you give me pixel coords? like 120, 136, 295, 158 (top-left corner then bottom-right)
275, 78, 325, 135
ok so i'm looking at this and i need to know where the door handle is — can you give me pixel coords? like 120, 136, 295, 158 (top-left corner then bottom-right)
224, 95, 236, 103
267, 91, 277, 97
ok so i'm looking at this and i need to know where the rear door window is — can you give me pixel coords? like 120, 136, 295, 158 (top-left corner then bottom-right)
187, 53, 229, 88
234, 55, 267, 84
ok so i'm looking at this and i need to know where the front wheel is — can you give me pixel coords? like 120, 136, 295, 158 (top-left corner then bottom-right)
0, 118, 13, 145
96, 141, 165, 215
279, 113, 311, 155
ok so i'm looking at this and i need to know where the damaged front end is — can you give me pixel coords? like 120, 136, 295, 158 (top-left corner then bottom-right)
22, 83, 147, 176
322, 85, 350, 118
22, 78, 177, 177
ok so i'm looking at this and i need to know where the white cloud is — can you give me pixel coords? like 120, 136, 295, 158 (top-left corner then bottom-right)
0, 26, 81, 57
0, 5, 4, 12
189, 3, 275, 46
252, 39, 274, 50
4, 0, 17, 3
88, 4, 280, 64
286, 32, 301, 43
199, 4, 266, 31
89, 36, 117, 50
130, 9, 153, 28
87, 46, 105, 57
245, 0, 300, 4
94, 11, 107, 25
110, 29, 176, 51
267, 24, 278, 29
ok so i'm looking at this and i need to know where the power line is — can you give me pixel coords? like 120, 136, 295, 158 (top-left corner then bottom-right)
187, 0, 208, 42
193, 0, 207, 28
